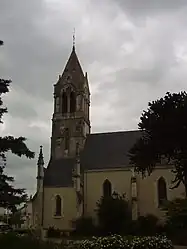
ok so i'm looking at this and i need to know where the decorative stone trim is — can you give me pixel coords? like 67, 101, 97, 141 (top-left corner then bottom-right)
131, 196, 137, 202
131, 176, 136, 183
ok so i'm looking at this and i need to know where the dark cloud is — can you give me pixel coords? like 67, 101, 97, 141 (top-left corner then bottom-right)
113, 0, 187, 18
1, 0, 187, 195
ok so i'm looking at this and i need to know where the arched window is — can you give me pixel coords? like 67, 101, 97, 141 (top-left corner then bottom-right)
55, 195, 61, 216
64, 128, 69, 150
103, 179, 112, 197
158, 177, 167, 206
70, 91, 76, 113
62, 92, 68, 113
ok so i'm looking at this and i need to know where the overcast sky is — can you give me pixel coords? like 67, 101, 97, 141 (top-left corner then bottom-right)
1, 0, 187, 195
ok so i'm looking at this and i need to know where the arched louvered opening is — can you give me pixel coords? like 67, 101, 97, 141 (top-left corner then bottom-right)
103, 179, 112, 197
55, 195, 62, 216
158, 177, 167, 206
70, 91, 76, 113
62, 92, 68, 113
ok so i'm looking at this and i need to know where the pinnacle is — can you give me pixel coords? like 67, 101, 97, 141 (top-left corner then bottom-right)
37, 145, 44, 166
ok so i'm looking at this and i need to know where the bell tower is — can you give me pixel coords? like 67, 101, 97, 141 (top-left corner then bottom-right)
50, 45, 90, 159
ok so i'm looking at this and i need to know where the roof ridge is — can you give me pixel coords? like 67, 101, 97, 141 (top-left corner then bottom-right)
89, 130, 140, 136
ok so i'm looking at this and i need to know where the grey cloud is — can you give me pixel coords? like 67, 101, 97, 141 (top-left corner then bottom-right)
8, 101, 37, 119
0, 0, 72, 101
113, 0, 187, 18
1, 0, 187, 195
5, 138, 50, 195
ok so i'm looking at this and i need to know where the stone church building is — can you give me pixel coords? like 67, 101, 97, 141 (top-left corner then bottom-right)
32, 44, 185, 232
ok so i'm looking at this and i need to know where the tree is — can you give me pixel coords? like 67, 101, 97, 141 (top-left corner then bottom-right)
9, 210, 24, 228
0, 165, 28, 213
129, 92, 187, 197
96, 192, 131, 234
0, 40, 34, 212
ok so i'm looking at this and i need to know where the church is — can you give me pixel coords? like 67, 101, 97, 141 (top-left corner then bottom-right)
31, 44, 185, 233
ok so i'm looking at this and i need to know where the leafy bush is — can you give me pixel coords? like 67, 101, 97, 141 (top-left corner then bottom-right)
164, 198, 187, 230
96, 193, 131, 234
163, 198, 187, 245
119, 214, 163, 236
73, 217, 96, 236
0, 232, 60, 249
136, 214, 160, 235
68, 234, 173, 249
47, 226, 61, 238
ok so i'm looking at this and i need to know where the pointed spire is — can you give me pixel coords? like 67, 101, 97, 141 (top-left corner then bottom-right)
37, 145, 44, 166
61, 37, 84, 80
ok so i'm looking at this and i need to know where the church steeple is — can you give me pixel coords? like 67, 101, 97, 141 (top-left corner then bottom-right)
51, 44, 91, 160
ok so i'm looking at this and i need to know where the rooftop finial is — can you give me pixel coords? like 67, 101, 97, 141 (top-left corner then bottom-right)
37, 145, 44, 166
73, 28, 75, 50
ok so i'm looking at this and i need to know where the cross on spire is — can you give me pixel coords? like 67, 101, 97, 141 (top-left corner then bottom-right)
73, 28, 75, 50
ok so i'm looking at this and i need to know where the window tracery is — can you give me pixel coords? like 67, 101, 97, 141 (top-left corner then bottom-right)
70, 91, 76, 113
62, 92, 68, 113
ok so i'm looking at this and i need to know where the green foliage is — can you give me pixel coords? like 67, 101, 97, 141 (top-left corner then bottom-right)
0, 232, 60, 249
47, 226, 61, 238
136, 214, 160, 236
96, 192, 131, 234
9, 210, 24, 227
0, 165, 28, 212
0, 40, 34, 212
129, 92, 187, 195
164, 198, 187, 229
69, 234, 173, 249
162, 198, 187, 245
74, 217, 96, 236
0, 233, 174, 249
124, 214, 163, 236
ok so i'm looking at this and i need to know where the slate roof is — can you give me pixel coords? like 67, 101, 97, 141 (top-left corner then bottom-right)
44, 158, 75, 187
81, 130, 141, 170
44, 130, 141, 187
56, 46, 85, 90
63, 46, 84, 77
